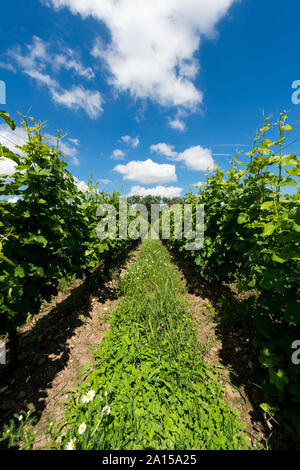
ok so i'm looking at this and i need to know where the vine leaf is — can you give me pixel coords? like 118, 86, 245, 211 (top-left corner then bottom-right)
0, 110, 16, 130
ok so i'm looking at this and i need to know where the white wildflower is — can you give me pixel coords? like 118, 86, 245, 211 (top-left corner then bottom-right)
82, 390, 95, 404
102, 405, 111, 415
66, 439, 76, 450
78, 423, 86, 435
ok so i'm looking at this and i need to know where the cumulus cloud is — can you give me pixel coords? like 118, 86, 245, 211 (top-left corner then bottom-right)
0, 125, 81, 174
8, 36, 103, 119
0, 125, 28, 166
168, 118, 186, 132
0, 124, 27, 147
177, 145, 215, 171
73, 176, 89, 192
0, 124, 80, 164
0, 156, 17, 176
44, 0, 237, 124
109, 149, 126, 160
150, 143, 177, 159
120, 135, 139, 148
128, 185, 183, 198
114, 158, 177, 184
191, 181, 205, 187
150, 142, 215, 172
0, 125, 87, 192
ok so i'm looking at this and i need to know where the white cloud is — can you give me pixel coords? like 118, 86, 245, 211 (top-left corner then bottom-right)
0, 157, 17, 176
45, 0, 237, 119
121, 135, 139, 148
0, 125, 87, 190
128, 185, 183, 198
191, 181, 205, 187
213, 153, 233, 156
0, 125, 81, 173
50, 86, 103, 119
168, 118, 186, 132
0, 126, 26, 177
99, 178, 111, 184
73, 176, 89, 192
0, 125, 27, 157
68, 137, 80, 146
45, 134, 80, 165
109, 149, 126, 160
8, 36, 102, 119
177, 145, 215, 171
10, 36, 94, 80
0, 62, 16, 73
53, 52, 95, 80
149, 141, 215, 172
150, 143, 177, 159
58, 141, 80, 165
6, 196, 19, 203
114, 158, 177, 184
24, 69, 59, 88
0, 125, 80, 164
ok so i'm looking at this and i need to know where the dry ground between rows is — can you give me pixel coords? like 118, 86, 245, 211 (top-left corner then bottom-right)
0, 246, 140, 449
187, 292, 266, 448
169, 250, 289, 450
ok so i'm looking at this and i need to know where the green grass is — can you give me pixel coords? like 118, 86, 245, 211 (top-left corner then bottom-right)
52, 240, 249, 450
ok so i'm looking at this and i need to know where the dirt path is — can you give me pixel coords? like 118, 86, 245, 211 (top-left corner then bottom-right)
0, 246, 140, 449
187, 293, 266, 448
169, 250, 289, 450
163, 250, 266, 448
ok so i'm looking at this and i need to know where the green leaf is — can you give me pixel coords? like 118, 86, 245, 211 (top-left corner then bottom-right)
194, 255, 201, 266
285, 168, 300, 177
262, 222, 276, 236
259, 268, 284, 290
277, 177, 297, 187
269, 368, 289, 392
281, 154, 298, 166
23, 235, 48, 247
14, 266, 25, 278
272, 253, 286, 263
0, 110, 16, 130
260, 403, 271, 413
261, 201, 274, 210
259, 348, 279, 368
237, 213, 249, 224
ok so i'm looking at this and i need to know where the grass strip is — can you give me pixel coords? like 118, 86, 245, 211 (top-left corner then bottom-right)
55, 240, 249, 450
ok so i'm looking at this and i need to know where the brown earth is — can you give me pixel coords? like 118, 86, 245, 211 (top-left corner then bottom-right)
169, 250, 290, 450
0, 245, 140, 449
187, 292, 266, 449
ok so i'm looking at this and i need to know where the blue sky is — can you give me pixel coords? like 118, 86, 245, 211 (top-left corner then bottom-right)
0, 0, 300, 198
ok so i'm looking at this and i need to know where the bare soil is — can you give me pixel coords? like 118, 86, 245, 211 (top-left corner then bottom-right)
169, 250, 290, 450
0, 245, 140, 449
